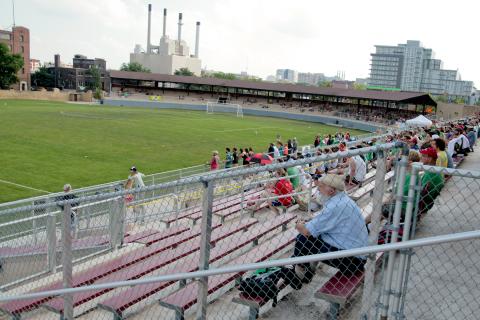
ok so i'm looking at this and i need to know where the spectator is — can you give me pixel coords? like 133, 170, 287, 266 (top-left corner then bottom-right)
466, 128, 476, 152
210, 151, 220, 170
293, 174, 368, 282
268, 169, 293, 208
431, 138, 448, 168
241, 148, 249, 165
267, 143, 275, 157
56, 184, 79, 235
287, 139, 293, 155
286, 164, 300, 191
124, 166, 146, 223
292, 137, 298, 154
277, 141, 284, 157
344, 147, 367, 185
225, 148, 233, 169
314, 135, 320, 148
454, 129, 470, 155
419, 147, 445, 217
232, 147, 239, 167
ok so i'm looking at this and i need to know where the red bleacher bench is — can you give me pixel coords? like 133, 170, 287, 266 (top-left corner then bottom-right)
161, 188, 261, 227
188, 190, 264, 225
0, 226, 201, 318
159, 228, 297, 320
314, 252, 383, 320
42, 218, 259, 317
98, 215, 296, 319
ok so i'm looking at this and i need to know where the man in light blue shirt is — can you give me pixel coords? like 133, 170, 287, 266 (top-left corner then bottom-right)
294, 174, 368, 283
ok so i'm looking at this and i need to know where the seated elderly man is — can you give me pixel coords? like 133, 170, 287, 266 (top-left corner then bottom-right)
293, 174, 368, 283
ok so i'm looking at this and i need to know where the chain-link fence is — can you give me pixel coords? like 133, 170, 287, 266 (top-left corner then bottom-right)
1, 143, 479, 320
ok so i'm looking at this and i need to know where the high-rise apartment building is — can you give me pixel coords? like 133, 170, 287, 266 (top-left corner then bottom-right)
276, 69, 298, 83
0, 26, 30, 90
297, 72, 325, 85
369, 40, 474, 100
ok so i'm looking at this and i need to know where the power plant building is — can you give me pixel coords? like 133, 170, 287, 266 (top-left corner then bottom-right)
130, 5, 202, 76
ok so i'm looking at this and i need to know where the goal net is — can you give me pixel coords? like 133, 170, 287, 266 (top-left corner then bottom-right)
206, 101, 243, 118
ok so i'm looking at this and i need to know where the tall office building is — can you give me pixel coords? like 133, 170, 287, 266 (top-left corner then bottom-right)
369, 40, 474, 100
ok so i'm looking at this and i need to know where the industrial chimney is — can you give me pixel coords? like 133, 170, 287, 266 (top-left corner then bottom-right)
163, 8, 167, 38
147, 4, 152, 54
177, 13, 183, 43
195, 21, 200, 58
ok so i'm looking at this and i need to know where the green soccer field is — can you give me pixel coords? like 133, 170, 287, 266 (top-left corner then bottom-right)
0, 99, 367, 203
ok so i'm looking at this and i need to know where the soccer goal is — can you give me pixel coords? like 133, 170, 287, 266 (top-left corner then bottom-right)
206, 101, 243, 118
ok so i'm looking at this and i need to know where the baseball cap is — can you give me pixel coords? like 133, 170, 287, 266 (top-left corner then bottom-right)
432, 134, 440, 139
63, 184, 72, 191
130, 166, 137, 172
315, 174, 345, 192
420, 147, 437, 159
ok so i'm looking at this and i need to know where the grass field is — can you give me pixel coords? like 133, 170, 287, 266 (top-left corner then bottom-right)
0, 99, 367, 203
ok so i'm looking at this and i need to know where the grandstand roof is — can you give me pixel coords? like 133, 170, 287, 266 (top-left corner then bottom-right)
110, 71, 437, 107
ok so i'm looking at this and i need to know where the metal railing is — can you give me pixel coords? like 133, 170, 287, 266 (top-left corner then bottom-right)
1, 142, 479, 320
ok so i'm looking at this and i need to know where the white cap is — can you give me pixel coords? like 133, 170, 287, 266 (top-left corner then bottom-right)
63, 184, 72, 192
432, 134, 440, 139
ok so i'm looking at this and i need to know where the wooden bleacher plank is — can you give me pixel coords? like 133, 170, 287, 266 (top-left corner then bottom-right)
0, 225, 213, 317
98, 215, 296, 318
42, 218, 260, 315
158, 228, 297, 318
160, 188, 261, 226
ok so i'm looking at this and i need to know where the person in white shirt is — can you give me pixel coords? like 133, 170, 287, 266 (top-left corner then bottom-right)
345, 147, 366, 185
447, 135, 458, 157
455, 129, 470, 154
125, 166, 146, 223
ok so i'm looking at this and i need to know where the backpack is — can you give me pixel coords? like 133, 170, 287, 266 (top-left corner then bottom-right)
238, 267, 282, 305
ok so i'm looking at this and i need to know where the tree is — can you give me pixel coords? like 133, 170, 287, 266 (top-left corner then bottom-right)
318, 80, 332, 88
353, 83, 367, 90
31, 66, 54, 88
86, 66, 102, 99
0, 43, 24, 89
174, 68, 194, 76
120, 62, 150, 73
207, 71, 237, 80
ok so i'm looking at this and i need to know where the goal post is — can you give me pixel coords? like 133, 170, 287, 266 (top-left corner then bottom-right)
206, 101, 243, 118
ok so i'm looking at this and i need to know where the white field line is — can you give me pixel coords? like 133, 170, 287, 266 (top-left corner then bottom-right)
59, 111, 120, 120
212, 126, 280, 133
0, 179, 51, 194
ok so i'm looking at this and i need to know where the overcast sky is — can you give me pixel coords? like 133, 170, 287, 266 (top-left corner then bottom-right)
1, 0, 478, 85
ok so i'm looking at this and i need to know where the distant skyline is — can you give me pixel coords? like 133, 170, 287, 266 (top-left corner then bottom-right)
1, 0, 478, 86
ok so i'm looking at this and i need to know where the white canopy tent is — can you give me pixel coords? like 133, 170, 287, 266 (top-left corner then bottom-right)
405, 115, 433, 128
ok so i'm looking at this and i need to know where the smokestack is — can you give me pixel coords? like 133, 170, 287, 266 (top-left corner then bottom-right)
162, 8, 167, 38
195, 21, 200, 58
147, 4, 152, 53
177, 13, 183, 43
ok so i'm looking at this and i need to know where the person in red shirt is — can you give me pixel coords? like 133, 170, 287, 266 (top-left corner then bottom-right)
210, 151, 220, 170
270, 169, 293, 207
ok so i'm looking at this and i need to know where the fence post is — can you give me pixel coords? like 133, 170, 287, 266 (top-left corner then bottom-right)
240, 179, 245, 216
195, 179, 214, 320
379, 145, 409, 320
360, 147, 386, 319
62, 203, 73, 320
109, 197, 125, 250
46, 213, 57, 273
389, 165, 420, 318
307, 173, 313, 213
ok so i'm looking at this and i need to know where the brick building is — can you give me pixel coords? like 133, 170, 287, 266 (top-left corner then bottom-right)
0, 26, 30, 90
46, 54, 110, 91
